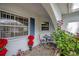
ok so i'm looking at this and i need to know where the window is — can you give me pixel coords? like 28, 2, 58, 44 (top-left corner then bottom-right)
41, 22, 49, 31
0, 11, 28, 38
1, 11, 7, 19
2, 14, 6, 18
11, 15, 14, 19
18, 17, 24, 24
72, 3, 79, 10
24, 18, 28, 26
71, 3, 79, 12
67, 22, 79, 34
7, 14, 10, 19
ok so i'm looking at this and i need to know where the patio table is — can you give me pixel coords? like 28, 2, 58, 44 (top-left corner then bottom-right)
43, 35, 52, 43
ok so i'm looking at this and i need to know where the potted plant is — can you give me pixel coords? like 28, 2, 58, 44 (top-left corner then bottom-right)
0, 39, 8, 56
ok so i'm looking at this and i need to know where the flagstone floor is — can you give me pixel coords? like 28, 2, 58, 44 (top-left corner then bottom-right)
14, 43, 59, 56
24, 44, 59, 56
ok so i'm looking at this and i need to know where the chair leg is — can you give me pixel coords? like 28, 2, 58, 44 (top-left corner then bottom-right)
52, 48, 59, 56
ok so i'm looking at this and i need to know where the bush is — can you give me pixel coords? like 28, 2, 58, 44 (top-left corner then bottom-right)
52, 27, 77, 56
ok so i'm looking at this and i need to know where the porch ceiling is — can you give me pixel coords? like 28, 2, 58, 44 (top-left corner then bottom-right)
0, 3, 50, 18
16, 3, 50, 18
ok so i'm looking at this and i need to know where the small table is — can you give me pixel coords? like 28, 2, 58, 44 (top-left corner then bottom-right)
43, 35, 49, 41
43, 35, 52, 44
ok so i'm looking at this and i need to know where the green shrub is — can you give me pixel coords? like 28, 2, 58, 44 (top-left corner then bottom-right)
52, 27, 77, 56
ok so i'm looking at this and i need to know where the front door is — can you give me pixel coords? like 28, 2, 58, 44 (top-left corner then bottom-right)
30, 17, 35, 35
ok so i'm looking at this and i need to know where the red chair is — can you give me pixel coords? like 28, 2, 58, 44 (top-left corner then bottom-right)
28, 35, 34, 51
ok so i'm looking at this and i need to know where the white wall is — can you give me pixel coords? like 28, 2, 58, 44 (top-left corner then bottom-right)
62, 11, 79, 32
35, 17, 54, 39
0, 4, 54, 55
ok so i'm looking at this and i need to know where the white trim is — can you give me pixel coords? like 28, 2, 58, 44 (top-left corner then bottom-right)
0, 24, 27, 27
28, 18, 30, 35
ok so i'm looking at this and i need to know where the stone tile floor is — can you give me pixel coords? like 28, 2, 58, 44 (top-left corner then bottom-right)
24, 44, 58, 56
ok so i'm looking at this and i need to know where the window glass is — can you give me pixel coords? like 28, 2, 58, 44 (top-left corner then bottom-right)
72, 3, 79, 10
11, 15, 14, 19
1, 11, 7, 19
24, 18, 28, 26
2, 13, 6, 18
0, 11, 28, 38
7, 14, 10, 19
67, 22, 79, 34
41, 22, 49, 31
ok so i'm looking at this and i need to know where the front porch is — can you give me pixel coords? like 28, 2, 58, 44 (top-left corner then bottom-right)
0, 3, 79, 56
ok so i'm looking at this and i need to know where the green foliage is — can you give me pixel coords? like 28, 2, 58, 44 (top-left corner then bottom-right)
0, 48, 3, 51
52, 27, 77, 56
75, 41, 79, 55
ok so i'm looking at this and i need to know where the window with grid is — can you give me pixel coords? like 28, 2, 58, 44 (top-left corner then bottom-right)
0, 11, 28, 38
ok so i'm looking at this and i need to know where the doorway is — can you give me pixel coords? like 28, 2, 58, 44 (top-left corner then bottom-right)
30, 17, 35, 35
